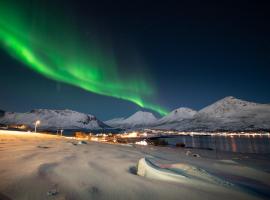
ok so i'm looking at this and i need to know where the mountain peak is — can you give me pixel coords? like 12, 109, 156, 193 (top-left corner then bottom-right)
105, 111, 157, 128
219, 96, 244, 102
125, 111, 157, 122
199, 96, 258, 117
173, 107, 197, 113
216, 96, 257, 106
157, 107, 197, 123
223, 96, 235, 99
131, 110, 155, 116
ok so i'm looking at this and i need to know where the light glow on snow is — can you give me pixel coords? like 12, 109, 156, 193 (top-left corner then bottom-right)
135, 140, 148, 146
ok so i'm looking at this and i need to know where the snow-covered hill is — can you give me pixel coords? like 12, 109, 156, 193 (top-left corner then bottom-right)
156, 107, 197, 124
105, 117, 125, 126
2, 96, 269, 131
155, 97, 270, 131
198, 96, 258, 118
105, 111, 157, 129
0, 109, 109, 130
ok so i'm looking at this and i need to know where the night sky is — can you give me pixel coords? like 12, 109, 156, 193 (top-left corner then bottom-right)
0, 0, 270, 120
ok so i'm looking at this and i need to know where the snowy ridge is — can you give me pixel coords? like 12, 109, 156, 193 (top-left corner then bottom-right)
105, 111, 157, 129
0, 109, 109, 130
156, 107, 197, 124
198, 96, 258, 118
105, 117, 125, 125
155, 96, 270, 131
1, 96, 270, 131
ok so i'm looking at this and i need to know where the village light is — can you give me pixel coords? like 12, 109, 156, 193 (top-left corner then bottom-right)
135, 140, 148, 146
34, 120, 40, 133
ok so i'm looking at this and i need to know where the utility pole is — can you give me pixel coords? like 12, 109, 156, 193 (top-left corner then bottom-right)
34, 120, 40, 133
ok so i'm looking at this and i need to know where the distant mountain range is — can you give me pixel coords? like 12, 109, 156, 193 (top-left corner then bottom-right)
0, 109, 108, 130
106, 96, 270, 131
1, 96, 270, 131
105, 111, 157, 129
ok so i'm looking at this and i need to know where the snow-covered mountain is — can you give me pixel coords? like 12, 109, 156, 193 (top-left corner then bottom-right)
198, 96, 258, 118
105, 117, 125, 126
155, 96, 270, 131
2, 96, 269, 131
105, 111, 157, 129
156, 107, 197, 124
0, 109, 109, 130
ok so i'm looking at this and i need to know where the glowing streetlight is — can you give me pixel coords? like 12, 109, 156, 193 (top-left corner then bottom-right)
34, 120, 40, 133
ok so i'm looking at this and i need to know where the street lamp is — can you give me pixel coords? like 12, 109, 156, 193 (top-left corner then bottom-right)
34, 120, 40, 133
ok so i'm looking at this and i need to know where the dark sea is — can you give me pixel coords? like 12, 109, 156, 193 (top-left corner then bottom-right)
161, 135, 270, 154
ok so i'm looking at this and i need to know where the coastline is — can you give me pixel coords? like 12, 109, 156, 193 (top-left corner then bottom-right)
0, 130, 269, 200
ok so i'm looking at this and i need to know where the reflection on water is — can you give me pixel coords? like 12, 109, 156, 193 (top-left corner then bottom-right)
164, 135, 270, 154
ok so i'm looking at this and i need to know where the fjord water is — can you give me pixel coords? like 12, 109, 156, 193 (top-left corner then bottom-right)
163, 135, 270, 154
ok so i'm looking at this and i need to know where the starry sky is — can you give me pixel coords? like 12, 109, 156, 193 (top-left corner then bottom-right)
0, 0, 270, 120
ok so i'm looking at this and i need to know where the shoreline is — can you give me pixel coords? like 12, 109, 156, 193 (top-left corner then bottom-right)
0, 130, 270, 199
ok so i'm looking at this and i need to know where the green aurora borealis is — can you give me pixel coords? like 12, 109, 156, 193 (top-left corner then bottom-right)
0, 1, 168, 115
